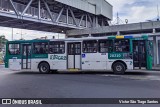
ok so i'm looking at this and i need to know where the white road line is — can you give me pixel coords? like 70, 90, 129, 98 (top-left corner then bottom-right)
101, 74, 160, 81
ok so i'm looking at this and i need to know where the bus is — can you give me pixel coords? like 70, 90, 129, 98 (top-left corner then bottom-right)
4, 35, 153, 74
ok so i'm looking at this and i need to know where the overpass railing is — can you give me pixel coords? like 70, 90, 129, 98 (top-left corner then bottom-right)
0, 0, 93, 28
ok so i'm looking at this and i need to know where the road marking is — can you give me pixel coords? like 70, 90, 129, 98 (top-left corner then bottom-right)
101, 74, 160, 81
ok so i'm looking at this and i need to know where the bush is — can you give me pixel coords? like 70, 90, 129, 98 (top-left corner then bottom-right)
0, 52, 3, 63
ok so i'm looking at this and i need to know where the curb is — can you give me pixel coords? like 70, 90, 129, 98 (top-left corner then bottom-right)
150, 69, 160, 71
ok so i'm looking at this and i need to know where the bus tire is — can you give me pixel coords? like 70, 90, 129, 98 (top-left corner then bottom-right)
38, 62, 50, 74
113, 62, 125, 75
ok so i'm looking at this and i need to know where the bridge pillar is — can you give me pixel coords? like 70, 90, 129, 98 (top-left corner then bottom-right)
88, 34, 92, 37
153, 29, 156, 33
153, 36, 159, 66
93, 16, 98, 27
117, 31, 120, 35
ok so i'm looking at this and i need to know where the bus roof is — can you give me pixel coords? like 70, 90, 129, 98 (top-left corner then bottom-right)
50, 35, 148, 41
7, 35, 148, 43
7, 39, 50, 43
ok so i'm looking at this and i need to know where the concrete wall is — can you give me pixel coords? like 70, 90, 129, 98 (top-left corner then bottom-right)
55, 0, 95, 14
55, 0, 113, 20
87, 0, 113, 20
150, 37, 160, 65
67, 21, 160, 36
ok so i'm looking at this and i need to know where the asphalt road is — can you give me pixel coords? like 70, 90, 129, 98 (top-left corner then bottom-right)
0, 65, 160, 107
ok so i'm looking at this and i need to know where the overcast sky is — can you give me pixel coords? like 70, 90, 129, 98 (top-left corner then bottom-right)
1, 0, 160, 40
0, 27, 65, 41
107, 0, 160, 24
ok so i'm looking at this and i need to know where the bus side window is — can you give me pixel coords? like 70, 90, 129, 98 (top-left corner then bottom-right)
33, 42, 48, 54
49, 41, 65, 54
8, 44, 20, 55
114, 39, 130, 52
99, 40, 113, 53
39, 47, 44, 53
83, 40, 97, 53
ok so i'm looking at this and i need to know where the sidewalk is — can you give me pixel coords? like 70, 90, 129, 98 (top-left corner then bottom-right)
0, 62, 4, 65
152, 66, 160, 71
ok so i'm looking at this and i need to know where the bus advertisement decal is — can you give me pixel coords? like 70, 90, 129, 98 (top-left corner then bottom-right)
82, 54, 86, 58
50, 55, 67, 60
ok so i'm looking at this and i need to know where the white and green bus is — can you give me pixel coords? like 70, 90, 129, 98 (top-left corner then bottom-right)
5, 35, 153, 74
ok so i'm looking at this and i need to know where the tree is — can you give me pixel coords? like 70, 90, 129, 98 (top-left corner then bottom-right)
0, 35, 8, 52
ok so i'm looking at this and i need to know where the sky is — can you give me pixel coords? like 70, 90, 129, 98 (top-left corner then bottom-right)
107, 0, 160, 24
0, 27, 65, 41
1, 0, 160, 40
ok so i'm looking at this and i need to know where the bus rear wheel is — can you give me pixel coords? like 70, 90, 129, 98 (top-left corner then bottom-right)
39, 62, 50, 74
113, 62, 125, 75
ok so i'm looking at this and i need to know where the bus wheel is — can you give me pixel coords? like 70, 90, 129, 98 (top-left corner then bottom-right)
113, 62, 125, 75
39, 62, 50, 74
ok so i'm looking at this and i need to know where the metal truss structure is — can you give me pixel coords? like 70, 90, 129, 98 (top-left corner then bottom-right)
0, 0, 110, 33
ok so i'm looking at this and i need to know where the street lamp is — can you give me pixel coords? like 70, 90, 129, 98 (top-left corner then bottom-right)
16, 29, 26, 40
12, 28, 13, 41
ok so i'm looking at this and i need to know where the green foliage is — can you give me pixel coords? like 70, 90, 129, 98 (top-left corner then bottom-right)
0, 52, 3, 60
0, 35, 8, 53
0, 35, 8, 46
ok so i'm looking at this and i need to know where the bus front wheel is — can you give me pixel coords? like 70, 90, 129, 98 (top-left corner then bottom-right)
113, 62, 125, 75
38, 62, 50, 74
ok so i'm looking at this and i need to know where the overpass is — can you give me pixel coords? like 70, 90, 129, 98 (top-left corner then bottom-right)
0, 0, 112, 33
66, 21, 160, 37
67, 21, 160, 66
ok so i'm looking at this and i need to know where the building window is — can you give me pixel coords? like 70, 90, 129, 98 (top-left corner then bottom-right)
99, 40, 113, 53
114, 39, 130, 52
83, 40, 97, 53
49, 41, 65, 54
33, 42, 48, 54
8, 44, 20, 55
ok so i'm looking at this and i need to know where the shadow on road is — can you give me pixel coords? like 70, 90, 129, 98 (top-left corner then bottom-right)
13, 70, 150, 76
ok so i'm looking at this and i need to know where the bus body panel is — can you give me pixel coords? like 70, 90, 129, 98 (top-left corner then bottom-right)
9, 59, 21, 71
31, 59, 43, 72
5, 35, 153, 73
106, 59, 133, 70
74, 55, 81, 69
49, 54, 67, 70
68, 55, 75, 69
82, 53, 108, 70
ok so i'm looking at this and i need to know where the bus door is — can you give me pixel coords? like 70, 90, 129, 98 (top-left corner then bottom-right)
133, 40, 146, 69
22, 44, 32, 69
67, 42, 81, 70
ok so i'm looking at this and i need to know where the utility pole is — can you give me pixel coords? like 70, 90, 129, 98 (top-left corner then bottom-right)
21, 29, 22, 39
116, 12, 120, 25
12, 28, 13, 40
157, 4, 160, 21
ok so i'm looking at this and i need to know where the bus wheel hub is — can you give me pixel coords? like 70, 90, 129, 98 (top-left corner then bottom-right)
116, 65, 122, 71
42, 66, 47, 71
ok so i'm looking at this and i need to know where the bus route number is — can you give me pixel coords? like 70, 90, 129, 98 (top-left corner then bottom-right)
109, 54, 122, 59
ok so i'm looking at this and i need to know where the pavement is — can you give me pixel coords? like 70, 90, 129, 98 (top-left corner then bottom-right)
0, 65, 160, 107
152, 66, 160, 71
